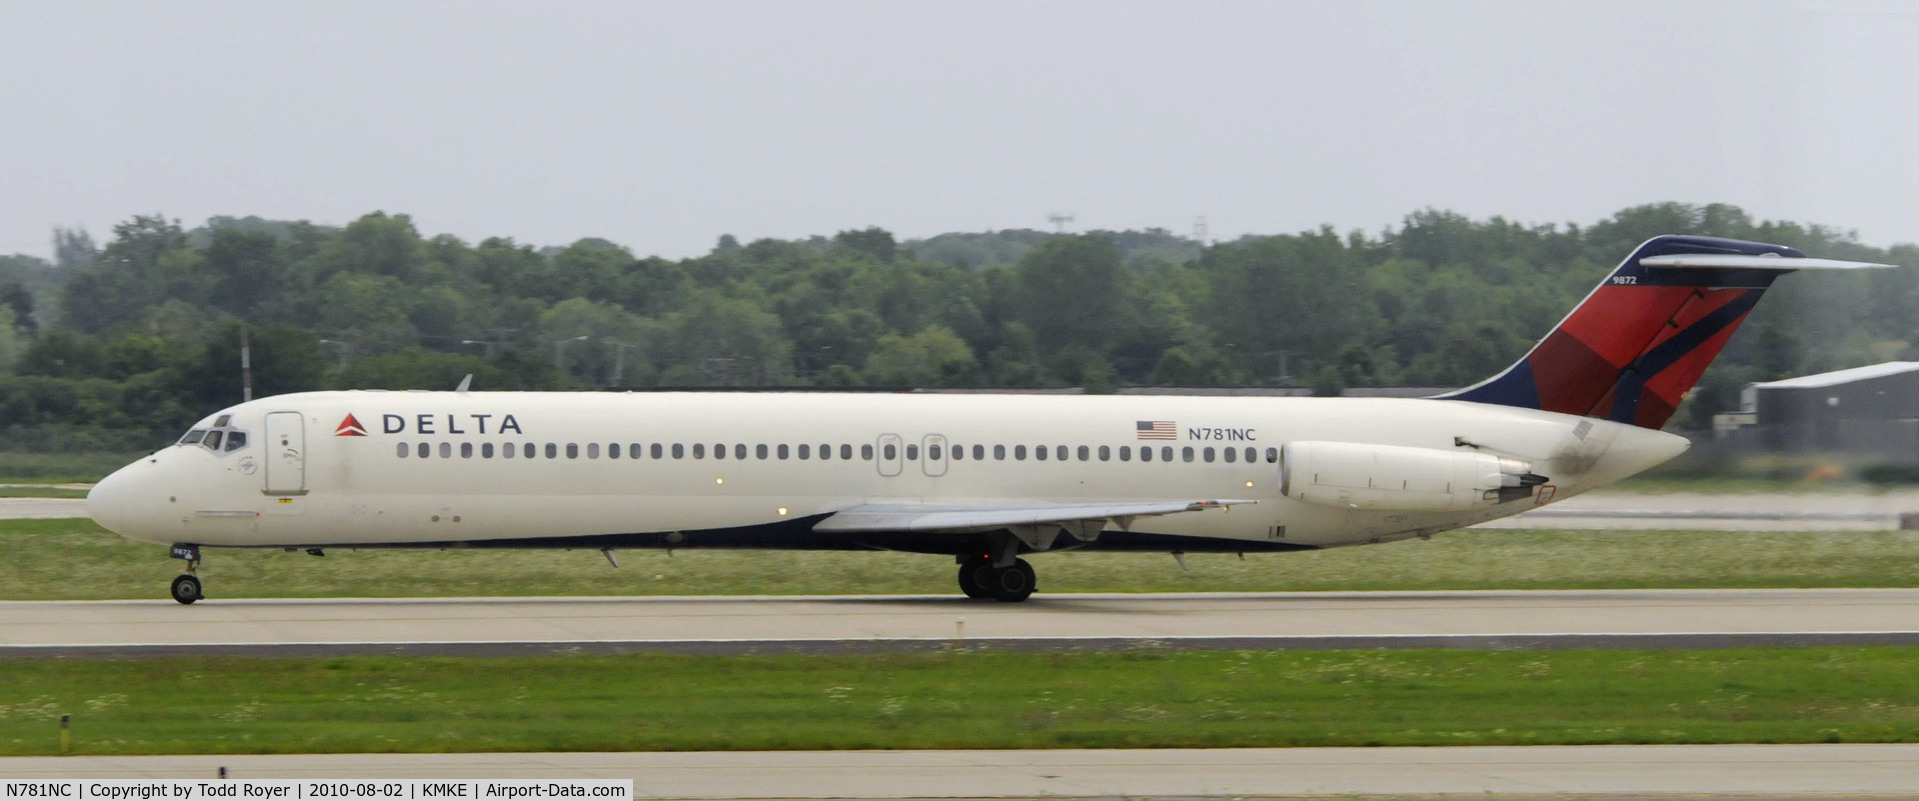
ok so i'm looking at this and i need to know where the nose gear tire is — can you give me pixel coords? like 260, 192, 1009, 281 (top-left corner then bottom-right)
170, 574, 202, 605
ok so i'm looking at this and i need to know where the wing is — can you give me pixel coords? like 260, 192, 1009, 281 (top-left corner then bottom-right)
813, 499, 1255, 546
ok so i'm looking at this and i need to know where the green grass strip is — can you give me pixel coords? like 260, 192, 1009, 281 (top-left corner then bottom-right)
6, 520, 1918, 600
3, 648, 1918, 755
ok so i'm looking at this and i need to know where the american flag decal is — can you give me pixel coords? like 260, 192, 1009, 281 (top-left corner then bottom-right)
1136, 420, 1176, 440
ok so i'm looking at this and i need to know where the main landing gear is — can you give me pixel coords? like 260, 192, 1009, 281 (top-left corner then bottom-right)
957, 554, 1036, 603
169, 543, 204, 605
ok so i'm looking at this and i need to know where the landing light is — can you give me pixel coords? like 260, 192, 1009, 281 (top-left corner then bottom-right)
715, 477, 724, 485
777, 507, 788, 516
1245, 480, 1254, 487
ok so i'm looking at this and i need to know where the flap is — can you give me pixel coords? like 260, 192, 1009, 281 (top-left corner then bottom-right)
812, 499, 1256, 533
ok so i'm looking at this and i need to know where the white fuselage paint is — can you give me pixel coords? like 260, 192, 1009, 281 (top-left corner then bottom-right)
86, 390, 1688, 552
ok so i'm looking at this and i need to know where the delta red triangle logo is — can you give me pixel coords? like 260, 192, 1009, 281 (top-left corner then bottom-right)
335, 413, 369, 437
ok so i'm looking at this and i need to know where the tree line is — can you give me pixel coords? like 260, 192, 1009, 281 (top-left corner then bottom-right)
0, 202, 1911, 452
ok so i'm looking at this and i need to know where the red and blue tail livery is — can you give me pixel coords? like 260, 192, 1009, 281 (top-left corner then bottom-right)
1439, 235, 1889, 429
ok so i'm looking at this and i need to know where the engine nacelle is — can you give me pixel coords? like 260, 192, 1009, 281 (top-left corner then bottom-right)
1279, 441, 1546, 512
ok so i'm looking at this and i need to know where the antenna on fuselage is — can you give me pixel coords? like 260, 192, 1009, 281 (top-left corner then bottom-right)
455, 374, 473, 393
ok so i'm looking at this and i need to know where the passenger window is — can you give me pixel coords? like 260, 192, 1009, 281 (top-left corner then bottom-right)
503, 442, 515, 459
737, 444, 748, 460
756, 444, 768, 459
929, 444, 942, 461
524, 443, 536, 459
483, 443, 495, 458
778, 444, 789, 459
462, 442, 475, 459
587, 443, 599, 459
672, 443, 684, 459
653, 443, 665, 459
974, 444, 985, 460
1015, 445, 1027, 460
819, 444, 832, 461
1245, 447, 1257, 463
1265, 447, 1278, 463
1034, 445, 1046, 461
1056, 445, 1067, 461
841, 444, 853, 460
714, 443, 726, 460
693, 444, 705, 459
1203, 447, 1215, 463
441, 442, 454, 459
1140, 446, 1153, 462
1079, 445, 1091, 461
1182, 446, 1195, 463
1161, 446, 1173, 462
798, 444, 811, 459
905, 444, 918, 460
1120, 445, 1132, 461
545, 443, 558, 459
884, 443, 897, 460
994, 444, 1006, 460
225, 431, 247, 451
1098, 445, 1109, 461
204, 431, 224, 450
1223, 447, 1236, 463
397, 442, 409, 458
608, 443, 620, 459
950, 444, 963, 461
419, 443, 431, 458
632, 443, 643, 458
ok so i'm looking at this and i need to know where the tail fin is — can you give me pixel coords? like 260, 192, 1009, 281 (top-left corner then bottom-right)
1437, 235, 1889, 429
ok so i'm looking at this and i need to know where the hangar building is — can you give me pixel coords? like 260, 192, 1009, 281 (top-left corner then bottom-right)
1714, 361, 1919, 454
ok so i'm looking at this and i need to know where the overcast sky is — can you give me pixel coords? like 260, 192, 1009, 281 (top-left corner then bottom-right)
2, 0, 1915, 260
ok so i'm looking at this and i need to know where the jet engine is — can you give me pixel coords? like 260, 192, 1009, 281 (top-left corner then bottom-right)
1279, 440, 1547, 512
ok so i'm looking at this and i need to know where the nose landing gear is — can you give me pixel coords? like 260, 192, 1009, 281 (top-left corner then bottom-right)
169, 543, 204, 605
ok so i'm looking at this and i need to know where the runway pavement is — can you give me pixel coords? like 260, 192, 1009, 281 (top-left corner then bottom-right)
1476, 490, 1919, 531
2, 745, 1916, 795
4, 588, 1917, 657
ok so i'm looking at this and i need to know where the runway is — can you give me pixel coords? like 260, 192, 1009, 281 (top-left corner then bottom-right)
2, 745, 1916, 795
5, 588, 1917, 657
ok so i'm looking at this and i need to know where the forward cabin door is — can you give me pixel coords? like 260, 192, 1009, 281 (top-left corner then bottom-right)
263, 411, 308, 496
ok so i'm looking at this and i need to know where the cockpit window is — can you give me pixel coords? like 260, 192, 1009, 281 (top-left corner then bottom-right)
180, 418, 249, 454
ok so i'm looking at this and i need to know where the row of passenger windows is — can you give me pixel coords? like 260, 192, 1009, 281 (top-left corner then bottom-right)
395, 440, 1281, 464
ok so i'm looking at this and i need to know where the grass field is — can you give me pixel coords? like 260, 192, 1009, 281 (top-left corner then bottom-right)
5, 519, 1919, 600
2, 648, 1916, 755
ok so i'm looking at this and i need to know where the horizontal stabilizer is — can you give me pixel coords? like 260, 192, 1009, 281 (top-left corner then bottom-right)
1640, 254, 1894, 271
814, 499, 1255, 534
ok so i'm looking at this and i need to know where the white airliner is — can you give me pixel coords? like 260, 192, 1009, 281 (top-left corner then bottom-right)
86, 236, 1890, 603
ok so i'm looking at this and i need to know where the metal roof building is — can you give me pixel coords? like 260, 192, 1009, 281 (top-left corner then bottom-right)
1716, 362, 1919, 454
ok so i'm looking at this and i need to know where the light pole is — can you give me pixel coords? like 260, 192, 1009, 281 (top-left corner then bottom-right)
604, 340, 638, 387
554, 336, 589, 374
317, 339, 351, 369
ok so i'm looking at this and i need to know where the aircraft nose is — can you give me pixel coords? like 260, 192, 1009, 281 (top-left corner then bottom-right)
87, 458, 162, 540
